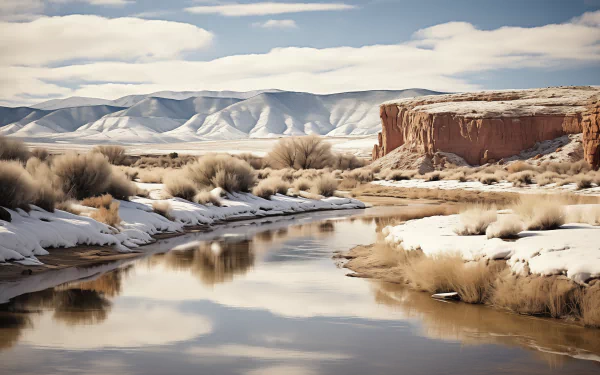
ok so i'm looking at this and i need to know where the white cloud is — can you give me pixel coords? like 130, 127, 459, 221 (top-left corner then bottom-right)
0, 0, 44, 21
186, 2, 356, 16
252, 19, 298, 29
50, 0, 134, 6
1, 10, 600, 105
0, 15, 214, 66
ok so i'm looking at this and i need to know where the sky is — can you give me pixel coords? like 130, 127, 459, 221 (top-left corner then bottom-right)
1, 0, 599, 106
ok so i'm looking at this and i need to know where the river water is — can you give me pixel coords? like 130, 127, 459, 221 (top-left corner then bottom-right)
1, 206, 599, 375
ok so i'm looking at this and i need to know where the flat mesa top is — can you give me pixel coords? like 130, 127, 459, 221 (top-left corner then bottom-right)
383, 86, 600, 118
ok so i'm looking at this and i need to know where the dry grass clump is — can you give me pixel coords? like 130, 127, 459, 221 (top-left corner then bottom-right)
536, 171, 560, 186
312, 174, 338, 197
52, 152, 112, 200
385, 170, 414, 181
194, 190, 222, 206
507, 161, 538, 174
92, 145, 129, 165
492, 275, 578, 318
185, 154, 256, 193
137, 168, 165, 183
132, 154, 196, 169
152, 201, 172, 220
0, 136, 29, 162
512, 196, 565, 230
422, 171, 441, 181
477, 174, 499, 185
454, 206, 497, 235
106, 170, 137, 200
332, 153, 366, 170
566, 205, 600, 225
30, 147, 49, 161
165, 173, 197, 201
81, 194, 113, 209
252, 177, 290, 199
25, 157, 61, 212
0, 161, 36, 210
578, 284, 600, 327
293, 178, 312, 191
235, 153, 266, 169
486, 215, 523, 239
508, 170, 535, 186
267, 135, 333, 169
90, 200, 121, 227
574, 175, 593, 190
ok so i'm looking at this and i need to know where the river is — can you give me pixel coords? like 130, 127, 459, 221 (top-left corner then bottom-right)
1, 206, 599, 375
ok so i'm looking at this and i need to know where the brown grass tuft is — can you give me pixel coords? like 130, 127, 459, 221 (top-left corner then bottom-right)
512, 196, 565, 230
454, 206, 497, 235
52, 152, 112, 200
311, 174, 338, 197
486, 215, 523, 239
508, 170, 535, 186
0, 136, 30, 162
293, 177, 312, 191
252, 177, 290, 199
81, 194, 113, 209
92, 145, 129, 165
30, 147, 49, 161
25, 157, 61, 212
90, 200, 121, 227
152, 201, 172, 220
165, 173, 197, 201
185, 154, 257, 192
194, 190, 222, 206
0, 161, 36, 209
267, 135, 333, 169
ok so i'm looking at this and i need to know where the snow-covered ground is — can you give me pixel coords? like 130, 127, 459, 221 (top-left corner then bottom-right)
373, 178, 600, 196
382, 206, 600, 283
0, 186, 364, 265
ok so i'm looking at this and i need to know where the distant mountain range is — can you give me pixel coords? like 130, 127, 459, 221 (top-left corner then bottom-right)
0, 89, 442, 143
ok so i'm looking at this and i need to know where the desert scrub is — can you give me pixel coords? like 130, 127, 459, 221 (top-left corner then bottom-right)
194, 191, 222, 206
508, 171, 535, 186
267, 135, 334, 169
0, 136, 30, 162
485, 215, 523, 239
30, 147, 50, 161
311, 174, 338, 197
152, 201, 172, 220
92, 145, 129, 165
0, 161, 36, 210
90, 200, 121, 227
454, 206, 497, 235
52, 152, 112, 200
252, 177, 290, 199
25, 157, 61, 212
512, 196, 565, 230
332, 153, 366, 170
477, 174, 499, 185
165, 173, 197, 201
293, 178, 312, 191
185, 154, 256, 193
106, 170, 138, 200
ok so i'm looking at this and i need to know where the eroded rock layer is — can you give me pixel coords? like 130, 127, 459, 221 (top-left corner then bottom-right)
373, 87, 600, 166
583, 97, 600, 170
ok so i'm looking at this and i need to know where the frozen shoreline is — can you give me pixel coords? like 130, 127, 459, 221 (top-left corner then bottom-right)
0, 185, 365, 266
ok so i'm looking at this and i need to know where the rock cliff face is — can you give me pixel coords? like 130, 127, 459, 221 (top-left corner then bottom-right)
373, 87, 600, 166
583, 97, 600, 170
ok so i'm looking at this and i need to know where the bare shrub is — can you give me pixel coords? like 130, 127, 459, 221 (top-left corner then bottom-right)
152, 201, 172, 220
165, 174, 197, 201
454, 206, 497, 235
267, 135, 333, 169
477, 174, 499, 185
252, 177, 290, 198
577, 284, 600, 327
536, 171, 560, 186
575, 176, 593, 190
507, 161, 537, 174
25, 157, 61, 212
512, 196, 565, 230
92, 145, 129, 165
185, 154, 256, 192
52, 152, 112, 200
30, 147, 49, 161
0, 161, 36, 209
81, 194, 113, 209
311, 174, 338, 197
332, 153, 366, 170
486, 215, 523, 239
567, 160, 592, 175
235, 153, 266, 169
293, 178, 312, 191
106, 170, 137, 200
492, 275, 578, 318
0, 136, 29, 162
90, 200, 121, 227
195, 190, 222, 206
508, 170, 535, 186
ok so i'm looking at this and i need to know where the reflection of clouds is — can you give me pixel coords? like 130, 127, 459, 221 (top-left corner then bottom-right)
244, 365, 317, 375
123, 261, 405, 321
372, 282, 600, 363
21, 305, 212, 350
187, 344, 349, 360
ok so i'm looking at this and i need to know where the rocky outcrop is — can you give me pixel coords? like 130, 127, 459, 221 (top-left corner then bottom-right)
583, 97, 600, 170
373, 87, 600, 166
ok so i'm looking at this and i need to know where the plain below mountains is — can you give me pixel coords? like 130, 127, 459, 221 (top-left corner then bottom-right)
0, 89, 441, 143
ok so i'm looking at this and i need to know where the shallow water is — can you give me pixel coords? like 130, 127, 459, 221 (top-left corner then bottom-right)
1, 206, 599, 375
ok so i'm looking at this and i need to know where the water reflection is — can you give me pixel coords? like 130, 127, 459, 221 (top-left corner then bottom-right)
0, 206, 599, 374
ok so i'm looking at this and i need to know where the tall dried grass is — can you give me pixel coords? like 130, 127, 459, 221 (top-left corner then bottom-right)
194, 191, 222, 206
90, 200, 121, 227
454, 206, 497, 235
52, 152, 112, 200
312, 174, 338, 197
512, 196, 565, 230
486, 215, 523, 239
267, 135, 333, 169
165, 173, 197, 201
0, 161, 36, 210
0, 136, 29, 162
25, 157, 61, 211
252, 177, 290, 199
92, 145, 129, 165
185, 154, 256, 192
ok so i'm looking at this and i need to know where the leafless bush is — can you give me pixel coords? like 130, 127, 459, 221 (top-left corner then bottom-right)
81, 194, 113, 209
512, 196, 565, 230
185, 154, 256, 192
311, 174, 338, 197
507, 161, 538, 174
332, 153, 366, 170
165, 173, 197, 201
252, 177, 291, 198
454, 206, 497, 235
106, 170, 137, 200
477, 174, 499, 185
536, 171, 560, 186
0, 136, 29, 162
92, 145, 130, 166
25, 157, 61, 212
0, 161, 36, 210
52, 152, 112, 200
267, 135, 333, 169
235, 153, 267, 169
575, 176, 593, 190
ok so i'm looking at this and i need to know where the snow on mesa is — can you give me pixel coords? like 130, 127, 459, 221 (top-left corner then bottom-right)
382, 208, 600, 283
0, 186, 364, 265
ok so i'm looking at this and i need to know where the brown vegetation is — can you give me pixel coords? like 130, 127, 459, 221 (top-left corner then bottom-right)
90, 200, 121, 227
185, 154, 256, 193
0, 136, 29, 162
312, 174, 338, 197
252, 177, 291, 199
0, 161, 35, 210
92, 145, 129, 165
267, 135, 334, 169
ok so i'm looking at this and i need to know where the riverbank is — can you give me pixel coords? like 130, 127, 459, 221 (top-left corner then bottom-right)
0, 188, 364, 280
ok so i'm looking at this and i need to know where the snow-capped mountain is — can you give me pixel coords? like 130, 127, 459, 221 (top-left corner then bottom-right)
0, 89, 441, 143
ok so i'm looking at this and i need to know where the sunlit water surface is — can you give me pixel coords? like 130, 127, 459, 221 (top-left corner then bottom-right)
1, 207, 600, 375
